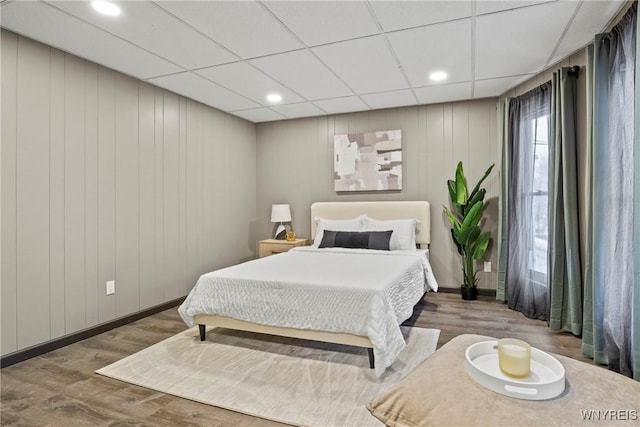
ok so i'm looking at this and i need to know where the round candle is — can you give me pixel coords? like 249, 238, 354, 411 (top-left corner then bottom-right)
498, 338, 531, 378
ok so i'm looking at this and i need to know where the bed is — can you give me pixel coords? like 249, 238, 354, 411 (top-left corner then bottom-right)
178, 201, 438, 375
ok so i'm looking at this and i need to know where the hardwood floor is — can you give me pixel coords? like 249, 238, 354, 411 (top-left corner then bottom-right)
1, 292, 596, 426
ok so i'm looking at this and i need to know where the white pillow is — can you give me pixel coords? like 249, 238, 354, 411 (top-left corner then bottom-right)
362, 217, 420, 251
313, 215, 367, 247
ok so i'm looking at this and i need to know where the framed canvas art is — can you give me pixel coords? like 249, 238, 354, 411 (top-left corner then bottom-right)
334, 129, 402, 192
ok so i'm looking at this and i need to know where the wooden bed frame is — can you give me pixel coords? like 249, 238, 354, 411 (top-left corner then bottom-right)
195, 201, 431, 368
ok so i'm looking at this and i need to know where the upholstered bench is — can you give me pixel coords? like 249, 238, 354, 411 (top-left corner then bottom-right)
368, 334, 640, 426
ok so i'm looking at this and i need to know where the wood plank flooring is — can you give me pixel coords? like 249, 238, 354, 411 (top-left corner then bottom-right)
1, 292, 598, 426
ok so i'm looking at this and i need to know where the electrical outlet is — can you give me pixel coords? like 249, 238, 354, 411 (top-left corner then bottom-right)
106, 280, 115, 295
484, 262, 492, 273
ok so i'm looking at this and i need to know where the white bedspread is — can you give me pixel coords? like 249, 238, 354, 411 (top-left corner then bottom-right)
178, 247, 438, 376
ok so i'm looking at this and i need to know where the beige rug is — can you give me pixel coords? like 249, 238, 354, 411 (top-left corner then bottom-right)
96, 326, 440, 427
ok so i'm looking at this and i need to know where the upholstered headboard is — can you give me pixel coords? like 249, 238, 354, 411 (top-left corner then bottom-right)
310, 201, 431, 247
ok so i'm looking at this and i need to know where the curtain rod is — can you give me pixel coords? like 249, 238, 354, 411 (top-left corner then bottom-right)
568, 65, 580, 77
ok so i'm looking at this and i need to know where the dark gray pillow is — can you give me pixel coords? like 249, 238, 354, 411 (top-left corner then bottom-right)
319, 230, 393, 250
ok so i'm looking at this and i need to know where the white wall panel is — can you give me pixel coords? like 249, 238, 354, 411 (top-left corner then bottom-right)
16, 37, 51, 348
64, 54, 87, 333
1, 31, 19, 354
200, 107, 216, 272
0, 30, 257, 357
185, 100, 202, 288
204, 108, 224, 268
178, 97, 188, 298
85, 61, 99, 327
97, 66, 117, 324
138, 82, 157, 310
49, 48, 66, 339
162, 93, 181, 302
227, 116, 257, 263
153, 88, 165, 303
115, 74, 140, 318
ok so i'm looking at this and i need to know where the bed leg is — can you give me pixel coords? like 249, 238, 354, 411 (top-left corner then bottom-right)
198, 324, 206, 341
368, 348, 375, 369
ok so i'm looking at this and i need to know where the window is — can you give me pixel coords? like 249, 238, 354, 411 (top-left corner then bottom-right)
529, 114, 549, 285
503, 81, 551, 320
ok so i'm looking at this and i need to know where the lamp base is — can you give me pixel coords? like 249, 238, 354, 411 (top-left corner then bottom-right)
274, 224, 286, 240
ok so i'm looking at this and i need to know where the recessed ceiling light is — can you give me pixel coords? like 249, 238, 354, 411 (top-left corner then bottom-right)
92, 1, 121, 16
429, 71, 448, 82
266, 93, 282, 103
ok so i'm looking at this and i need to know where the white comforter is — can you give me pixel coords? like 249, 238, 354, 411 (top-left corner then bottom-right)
178, 246, 438, 375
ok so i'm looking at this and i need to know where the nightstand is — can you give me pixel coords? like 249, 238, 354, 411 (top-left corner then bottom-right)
258, 238, 310, 258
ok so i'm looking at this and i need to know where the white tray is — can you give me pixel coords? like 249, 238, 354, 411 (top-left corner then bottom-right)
465, 340, 565, 400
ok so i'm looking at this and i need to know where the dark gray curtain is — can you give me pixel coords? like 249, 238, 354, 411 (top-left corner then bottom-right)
582, 40, 608, 368
497, 99, 510, 302
583, 3, 639, 379
504, 83, 551, 320
548, 68, 582, 335
634, 1, 640, 381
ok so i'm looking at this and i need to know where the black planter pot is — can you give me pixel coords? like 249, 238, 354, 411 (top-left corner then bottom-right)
461, 286, 478, 301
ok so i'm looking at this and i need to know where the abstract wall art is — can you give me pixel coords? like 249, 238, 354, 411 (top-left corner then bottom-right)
334, 129, 402, 192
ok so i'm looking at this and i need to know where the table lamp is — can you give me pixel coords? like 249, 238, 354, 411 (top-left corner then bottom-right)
271, 204, 291, 240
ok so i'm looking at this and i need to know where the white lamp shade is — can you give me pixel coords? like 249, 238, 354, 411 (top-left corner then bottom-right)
271, 204, 291, 223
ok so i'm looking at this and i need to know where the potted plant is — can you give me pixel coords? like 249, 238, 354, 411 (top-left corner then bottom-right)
443, 161, 494, 300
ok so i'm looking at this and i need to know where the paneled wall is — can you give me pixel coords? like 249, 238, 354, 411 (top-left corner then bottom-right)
1, 31, 257, 356
256, 99, 499, 291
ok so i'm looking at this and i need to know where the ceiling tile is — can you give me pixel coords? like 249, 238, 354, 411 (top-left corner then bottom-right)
48, 0, 238, 71
156, 1, 303, 59
196, 62, 304, 106
264, 1, 379, 46
475, 1, 578, 80
548, 0, 627, 66
270, 102, 327, 119
415, 82, 472, 105
147, 72, 260, 112
231, 108, 287, 123
0, 1, 181, 79
370, 1, 472, 32
313, 96, 370, 115
475, 1, 555, 16
250, 49, 352, 100
387, 19, 472, 87
473, 75, 533, 99
361, 90, 417, 110
312, 35, 408, 94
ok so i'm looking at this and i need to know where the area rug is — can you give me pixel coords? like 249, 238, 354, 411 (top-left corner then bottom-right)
96, 326, 440, 427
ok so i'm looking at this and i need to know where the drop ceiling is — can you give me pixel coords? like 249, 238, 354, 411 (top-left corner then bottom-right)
0, 0, 627, 123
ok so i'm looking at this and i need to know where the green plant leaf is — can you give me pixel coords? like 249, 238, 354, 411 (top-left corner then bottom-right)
443, 205, 461, 230
464, 253, 476, 287
467, 163, 494, 204
458, 225, 480, 246
447, 179, 456, 203
447, 180, 465, 216
461, 200, 484, 231
450, 229, 463, 255
467, 188, 486, 210
451, 224, 460, 240
471, 232, 492, 260
455, 162, 468, 205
